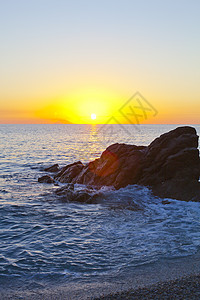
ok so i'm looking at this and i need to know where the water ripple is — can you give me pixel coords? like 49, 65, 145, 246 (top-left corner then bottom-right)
0, 124, 200, 286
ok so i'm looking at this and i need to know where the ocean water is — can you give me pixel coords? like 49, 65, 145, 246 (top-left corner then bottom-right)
0, 124, 200, 290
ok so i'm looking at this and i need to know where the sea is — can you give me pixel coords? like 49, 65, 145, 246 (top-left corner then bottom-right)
0, 124, 200, 294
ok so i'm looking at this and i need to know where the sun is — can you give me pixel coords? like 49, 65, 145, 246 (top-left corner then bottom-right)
91, 113, 96, 120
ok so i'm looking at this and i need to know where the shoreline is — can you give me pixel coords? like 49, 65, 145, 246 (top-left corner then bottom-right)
95, 274, 200, 299
1, 252, 200, 299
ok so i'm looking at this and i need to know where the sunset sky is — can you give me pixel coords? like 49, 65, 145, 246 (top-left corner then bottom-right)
0, 0, 200, 124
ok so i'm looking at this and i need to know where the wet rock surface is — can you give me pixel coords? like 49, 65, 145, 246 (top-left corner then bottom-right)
52, 183, 144, 209
38, 175, 54, 184
40, 126, 200, 201
54, 184, 100, 204
44, 164, 59, 173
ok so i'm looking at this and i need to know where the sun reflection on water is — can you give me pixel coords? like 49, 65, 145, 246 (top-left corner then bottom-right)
78, 124, 102, 163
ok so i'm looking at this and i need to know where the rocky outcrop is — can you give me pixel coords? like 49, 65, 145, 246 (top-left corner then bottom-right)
54, 184, 100, 204
38, 175, 55, 184
44, 164, 59, 173
55, 161, 84, 183
40, 126, 200, 201
53, 184, 143, 209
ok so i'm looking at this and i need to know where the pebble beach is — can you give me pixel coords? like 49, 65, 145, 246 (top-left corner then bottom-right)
95, 274, 200, 299
1, 254, 200, 299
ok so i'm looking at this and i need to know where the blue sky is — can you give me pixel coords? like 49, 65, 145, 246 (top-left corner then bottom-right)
0, 0, 200, 123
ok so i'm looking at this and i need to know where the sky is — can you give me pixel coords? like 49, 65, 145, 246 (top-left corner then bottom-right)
0, 0, 200, 124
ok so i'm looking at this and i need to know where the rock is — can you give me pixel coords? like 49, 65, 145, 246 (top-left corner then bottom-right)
153, 179, 200, 202
138, 126, 199, 186
38, 175, 54, 184
162, 200, 171, 205
54, 185, 99, 204
54, 184, 142, 209
54, 161, 84, 183
43, 126, 200, 201
44, 164, 59, 173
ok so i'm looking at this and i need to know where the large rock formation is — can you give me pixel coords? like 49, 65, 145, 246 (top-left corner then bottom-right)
40, 126, 200, 201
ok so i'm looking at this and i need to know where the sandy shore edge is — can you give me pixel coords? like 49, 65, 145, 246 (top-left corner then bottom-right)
1, 253, 200, 299
95, 274, 200, 299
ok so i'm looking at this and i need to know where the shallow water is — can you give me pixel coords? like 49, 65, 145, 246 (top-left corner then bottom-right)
0, 124, 200, 288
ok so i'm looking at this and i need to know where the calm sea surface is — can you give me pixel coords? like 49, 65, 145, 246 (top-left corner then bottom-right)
0, 124, 200, 289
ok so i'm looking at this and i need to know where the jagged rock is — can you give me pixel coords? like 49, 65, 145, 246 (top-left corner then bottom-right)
54, 185, 99, 204
54, 185, 143, 209
42, 126, 200, 201
162, 200, 171, 205
54, 161, 84, 183
152, 179, 200, 202
138, 126, 199, 186
38, 175, 54, 184
44, 164, 59, 173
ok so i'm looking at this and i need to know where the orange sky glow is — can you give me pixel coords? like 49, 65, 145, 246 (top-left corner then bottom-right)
0, 1, 199, 124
